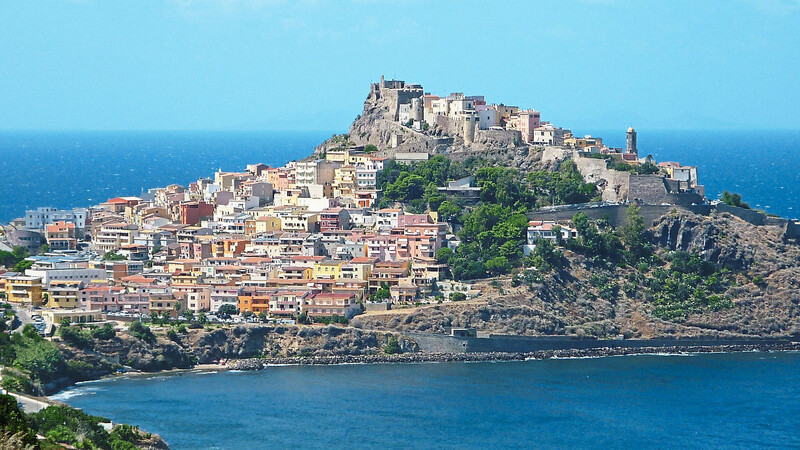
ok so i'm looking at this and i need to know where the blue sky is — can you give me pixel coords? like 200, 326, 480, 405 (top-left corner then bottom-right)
1, 0, 798, 131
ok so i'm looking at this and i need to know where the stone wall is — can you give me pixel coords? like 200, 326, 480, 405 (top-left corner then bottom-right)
528, 204, 711, 228
573, 155, 631, 202
408, 332, 790, 354
629, 175, 704, 206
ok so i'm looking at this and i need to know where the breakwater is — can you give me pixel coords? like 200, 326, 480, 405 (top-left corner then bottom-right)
226, 341, 800, 370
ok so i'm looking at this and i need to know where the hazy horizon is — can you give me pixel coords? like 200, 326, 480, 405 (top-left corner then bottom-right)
2, 0, 799, 132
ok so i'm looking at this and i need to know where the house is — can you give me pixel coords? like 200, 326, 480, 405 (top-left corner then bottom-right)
375, 209, 401, 229
45, 280, 83, 309
4, 276, 44, 305
268, 290, 313, 317
45, 221, 77, 250
149, 293, 183, 317
303, 292, 360, 318
390, 282, 417, 304
523, 221, 578, 256
312, 259, 343, 280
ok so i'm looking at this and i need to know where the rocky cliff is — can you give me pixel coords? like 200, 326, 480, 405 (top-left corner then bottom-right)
353, 210, 800, 339
65, 324, 416, 377
314, 80, 540, 170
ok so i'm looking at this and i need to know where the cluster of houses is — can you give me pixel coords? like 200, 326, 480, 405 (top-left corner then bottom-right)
0, 77, 708, 326
1, 148, 486, 324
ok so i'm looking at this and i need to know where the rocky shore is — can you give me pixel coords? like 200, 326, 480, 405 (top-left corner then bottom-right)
226, 341, 800, 370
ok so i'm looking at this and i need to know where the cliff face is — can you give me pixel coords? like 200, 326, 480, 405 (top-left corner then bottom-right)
315, 82, 540, 169
353, 211, 800, 339
76, 325, 417, 373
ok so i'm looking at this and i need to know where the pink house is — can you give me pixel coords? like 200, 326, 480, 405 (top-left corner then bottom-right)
518, 109, 541, 143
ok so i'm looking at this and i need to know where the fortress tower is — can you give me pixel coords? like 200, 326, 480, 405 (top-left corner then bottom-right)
411, 97, 423, 122
463, 112, 479, 144
626, 126, 637, 155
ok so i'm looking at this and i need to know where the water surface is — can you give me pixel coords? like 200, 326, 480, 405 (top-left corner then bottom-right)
54, 352, 800, 449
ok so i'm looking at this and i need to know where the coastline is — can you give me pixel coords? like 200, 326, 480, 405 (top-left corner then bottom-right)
224, 342, 800, 370
49, 341, 800, 399
53, 342, 798, 385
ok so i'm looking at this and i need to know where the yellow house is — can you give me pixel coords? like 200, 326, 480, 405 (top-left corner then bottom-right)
255, 216, 282, 234
348, 153, 371, 166
326, 148, 350, 164
278, 266, 313, 280
46, 280, 82, 309
313, 259, 343, 280
340, 257, 377, 281
5, 276, 44, 305
333, 166, 356, 198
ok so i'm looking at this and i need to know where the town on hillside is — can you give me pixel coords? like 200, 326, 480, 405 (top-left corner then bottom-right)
0, 76, 773, 332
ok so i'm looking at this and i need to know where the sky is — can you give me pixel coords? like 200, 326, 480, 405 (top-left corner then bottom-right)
1, 0, 799, 132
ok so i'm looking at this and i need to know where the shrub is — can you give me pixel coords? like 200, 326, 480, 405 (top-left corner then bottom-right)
91, 323, 116, 340
58, 325, 94, 349
128, 321, 156, 344
450, 292, 466, 302
383, 335, 400, 354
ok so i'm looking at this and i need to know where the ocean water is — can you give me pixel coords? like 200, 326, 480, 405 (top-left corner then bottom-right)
54, 352, 800, 449
0, 130, 798, 224
0, 131, 330, 223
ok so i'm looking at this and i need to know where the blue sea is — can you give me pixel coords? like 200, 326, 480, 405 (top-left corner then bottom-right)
0, 131, 330, 223
0, 130, 798, 223
53, 352, 800, 449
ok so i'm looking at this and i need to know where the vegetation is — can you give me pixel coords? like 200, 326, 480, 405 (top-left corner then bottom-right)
128, 321, 156, 344
58, 323, 95, 350
450, 292, 466, 302
101, 250, 127, 261
721, 191, 750, 209
370, 283, 391, 302
641, 252, 734, 319
0, 394, 37, 448
383, 335, 400, 354
314, 314, 348, 325
0, 246, 29, 269
556, 206, 735, 320
377, 156, 471, 210
28, 404, 150, 449
527, 160, 599, 207
587, 153, 661, 174
217, 304, 238, 319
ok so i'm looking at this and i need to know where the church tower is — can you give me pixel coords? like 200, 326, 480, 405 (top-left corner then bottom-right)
626, 127, 637, 155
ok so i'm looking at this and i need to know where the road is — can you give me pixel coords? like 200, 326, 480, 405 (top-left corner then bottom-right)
0, 367, 52, 413
11, 304, 34, 332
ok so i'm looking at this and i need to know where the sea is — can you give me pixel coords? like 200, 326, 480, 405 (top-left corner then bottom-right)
52, 352, 800, 449
0, 129, 798, 223
5, 129, 798, 447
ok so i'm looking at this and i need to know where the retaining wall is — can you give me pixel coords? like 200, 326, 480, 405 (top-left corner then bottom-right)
408, 332, 791, 354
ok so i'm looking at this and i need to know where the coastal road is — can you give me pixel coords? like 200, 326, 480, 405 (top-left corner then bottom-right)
0, 368, 51, 413
7, 391, 50, 413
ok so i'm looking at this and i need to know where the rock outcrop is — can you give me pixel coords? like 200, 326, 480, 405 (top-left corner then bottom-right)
353, 210, 800, 339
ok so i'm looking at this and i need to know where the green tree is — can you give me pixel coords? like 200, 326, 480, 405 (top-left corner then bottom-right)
383, 335, 400, 354
437, 200, 462, 223
128, 321, 156, 344
0, 394, 37, 447
217, 304, 238, 319
102, 251, 126, 261
13, 259, 33, 273
485, 256, 511, 275
371, 283, 391, 302
620, 205, 652, 263
721, 191, 750, 209
436, 247, 454, 264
